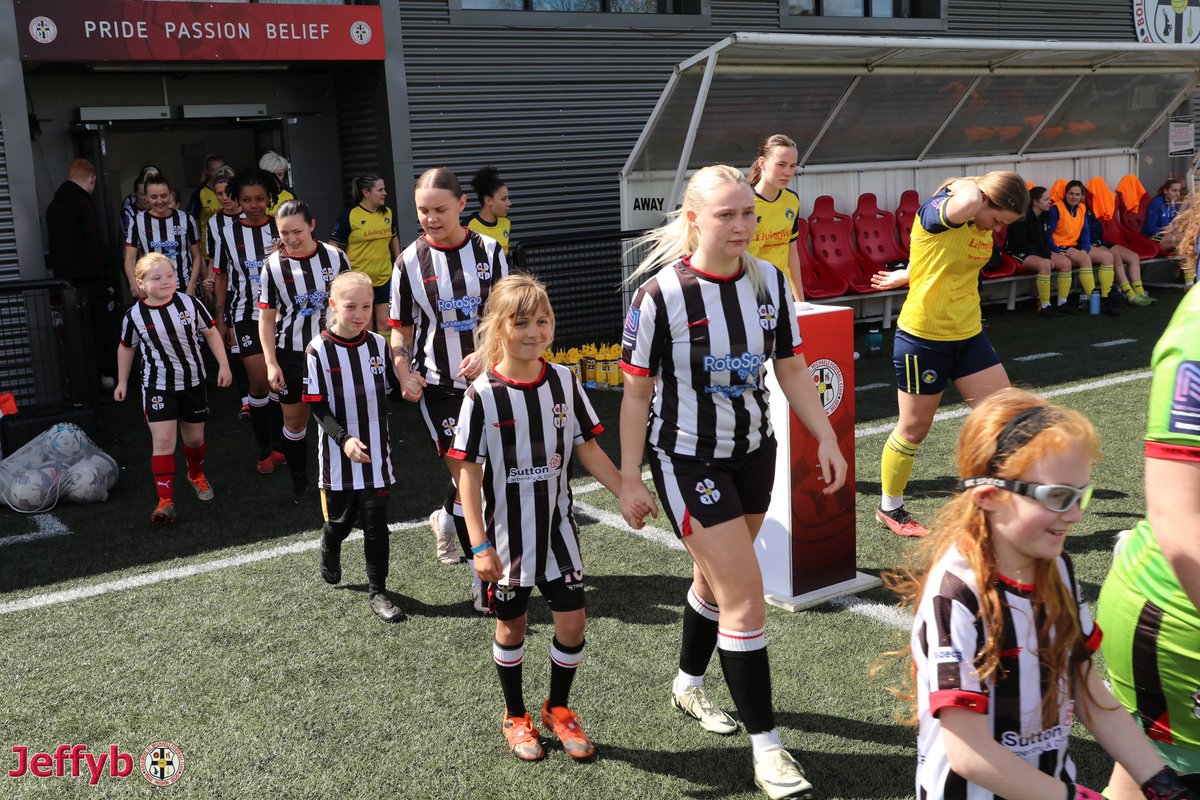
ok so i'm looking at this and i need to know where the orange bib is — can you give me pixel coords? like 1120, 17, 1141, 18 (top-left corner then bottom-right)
1052, 199, 1086, 248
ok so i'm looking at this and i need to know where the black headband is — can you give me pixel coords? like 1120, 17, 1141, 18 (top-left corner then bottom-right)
987, 406, 1059, 475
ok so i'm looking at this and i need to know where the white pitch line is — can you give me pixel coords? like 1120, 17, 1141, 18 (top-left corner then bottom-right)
829, 595, 911, 631
855, 382, 890, 392
1092, 338, 1136, 348
574, 469, 652, 497
855, 370, 1152, 439
574, 501, 685, 552
1013, 352, 1061, 362
0, 514, 70, 548
0, 518, 425, 616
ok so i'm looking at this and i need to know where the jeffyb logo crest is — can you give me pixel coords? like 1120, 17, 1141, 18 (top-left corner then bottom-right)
7, 743, 182, 786
140, 742, 185, 786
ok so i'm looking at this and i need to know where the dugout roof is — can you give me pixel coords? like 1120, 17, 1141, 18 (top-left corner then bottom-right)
623, 33, 1200, 199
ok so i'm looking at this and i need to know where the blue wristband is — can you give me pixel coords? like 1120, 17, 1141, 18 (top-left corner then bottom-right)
470, 541, 493, 555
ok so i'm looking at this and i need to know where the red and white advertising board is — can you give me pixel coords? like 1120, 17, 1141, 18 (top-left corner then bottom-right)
757, 304, 880, 610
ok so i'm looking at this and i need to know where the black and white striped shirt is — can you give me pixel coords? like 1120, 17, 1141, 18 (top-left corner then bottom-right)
119, 294, 213, 390
257, 242, 349, 354
620, 256, 803, 460
448, 361, 601, 587
206, 211, 240, 276
214, 218, 278, 324
388, 230, 509, 390
913, 549, 1101, 800
303, 329, 398, 491
125, 210, 200, 288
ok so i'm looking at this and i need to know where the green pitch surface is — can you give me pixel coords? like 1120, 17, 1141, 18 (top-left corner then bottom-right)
0, 292, 1183, 798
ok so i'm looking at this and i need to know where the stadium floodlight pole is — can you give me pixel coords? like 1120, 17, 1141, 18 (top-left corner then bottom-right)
1017, 75, 1084, 157
665, 52, 716, 217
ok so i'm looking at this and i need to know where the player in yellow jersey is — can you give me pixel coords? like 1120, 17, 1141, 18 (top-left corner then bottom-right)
330, 175, 400, 334
466, 165, 512, 255
869, 173, 1028, 537
187, 154, 226, 264
747, 135, 805, 301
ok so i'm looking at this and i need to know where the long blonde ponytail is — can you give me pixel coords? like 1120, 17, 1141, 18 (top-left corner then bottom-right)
625, 164, 768, 301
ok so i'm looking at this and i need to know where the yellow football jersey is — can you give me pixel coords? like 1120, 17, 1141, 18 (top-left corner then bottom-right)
749, 188, 800, 286
266, 188, 295, 218
330, 204, 398, 287
466, 212, 511, 255
897, 189, 993, 341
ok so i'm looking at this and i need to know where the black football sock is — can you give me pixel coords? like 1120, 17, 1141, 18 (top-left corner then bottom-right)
493, 640, 526, 717
679, 584, 719, 678
717, 627, 775, 734
548, 638, 585, 710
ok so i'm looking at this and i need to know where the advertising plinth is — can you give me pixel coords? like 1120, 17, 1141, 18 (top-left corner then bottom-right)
756, 304, 879, 611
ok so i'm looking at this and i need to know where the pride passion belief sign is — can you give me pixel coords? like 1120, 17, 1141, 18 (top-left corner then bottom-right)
16, 0, 385, 62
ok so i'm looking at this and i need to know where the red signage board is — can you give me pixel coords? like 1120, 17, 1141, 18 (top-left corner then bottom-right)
16, 0, 385, 62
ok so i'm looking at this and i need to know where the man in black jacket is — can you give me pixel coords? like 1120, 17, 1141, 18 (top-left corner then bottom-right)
46, 158, 117, 387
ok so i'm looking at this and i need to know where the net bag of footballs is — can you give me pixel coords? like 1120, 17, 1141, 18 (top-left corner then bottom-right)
0, 423, 118, 512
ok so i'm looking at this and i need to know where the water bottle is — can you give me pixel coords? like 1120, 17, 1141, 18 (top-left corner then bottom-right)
866, 328, 883, 358
1089, 290, 1101, 316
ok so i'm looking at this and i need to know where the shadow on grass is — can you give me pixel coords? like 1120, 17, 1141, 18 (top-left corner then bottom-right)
602, 731, 914, 800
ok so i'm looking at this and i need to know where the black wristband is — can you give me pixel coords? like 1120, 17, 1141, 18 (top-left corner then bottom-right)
1141, 766, 1195, 800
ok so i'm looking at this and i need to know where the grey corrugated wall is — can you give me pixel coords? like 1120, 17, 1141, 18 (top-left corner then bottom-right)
0, 113, 17, 282
397, 0, 1139, 238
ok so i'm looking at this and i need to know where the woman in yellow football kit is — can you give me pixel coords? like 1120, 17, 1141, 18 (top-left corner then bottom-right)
330, 175, 401, 333
747, 134, 805, 301
466, 165, 512, 256
870, 173, 1028, 537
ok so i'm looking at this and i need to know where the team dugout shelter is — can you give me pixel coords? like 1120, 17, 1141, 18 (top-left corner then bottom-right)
621, 33, 1200, 315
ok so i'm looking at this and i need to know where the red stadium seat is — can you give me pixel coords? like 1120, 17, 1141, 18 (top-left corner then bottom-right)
1119, 191, 1151, 239
808, 196, 880, 294
981, 225, 1019, 279
1100, 215, 1161, 259
895, 190, 919, 255
852, 193, 906, 269
794, 218, 850, 299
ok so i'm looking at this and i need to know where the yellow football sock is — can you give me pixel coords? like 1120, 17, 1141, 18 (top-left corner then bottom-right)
1036, 274, 1051, 306
1078, 268, 1096, 295
1056, 273, 1073, 304
1119, 281, 1134, 299
1132, 280, 1145, 296
1098, 265, 1114, 296
881, 431, 920, 499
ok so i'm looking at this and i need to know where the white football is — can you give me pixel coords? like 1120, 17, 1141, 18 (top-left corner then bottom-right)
6, 468, 55, 512
43, 423, 89, 462
63, 461, 110, 503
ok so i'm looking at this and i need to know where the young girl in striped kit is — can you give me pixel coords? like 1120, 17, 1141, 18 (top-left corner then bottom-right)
887, 388, 1196, 800
304, 271, 404, 623
114, 253, 231, 523
450, 274, 639, 762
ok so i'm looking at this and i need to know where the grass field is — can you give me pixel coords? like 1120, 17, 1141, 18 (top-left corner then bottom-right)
0, 289, 1184, 799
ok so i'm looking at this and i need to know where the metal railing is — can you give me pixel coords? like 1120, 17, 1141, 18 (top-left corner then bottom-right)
511, 229, 648, 349
0, 280, 96, 411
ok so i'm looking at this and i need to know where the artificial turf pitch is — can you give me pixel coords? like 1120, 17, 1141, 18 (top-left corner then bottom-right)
0, 289, 1183, 799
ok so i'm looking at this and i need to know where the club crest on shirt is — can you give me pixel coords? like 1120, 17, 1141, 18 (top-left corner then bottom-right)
695, 478, 721, 505
757, 303, 777, 330
368, 356, 385, 376
475, 261, 492, 280
321, 264, 336, 282
177, 311, 192, 327
551, 403, 568, 429
441, 416, 458, 438
784, 208, 796, 221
